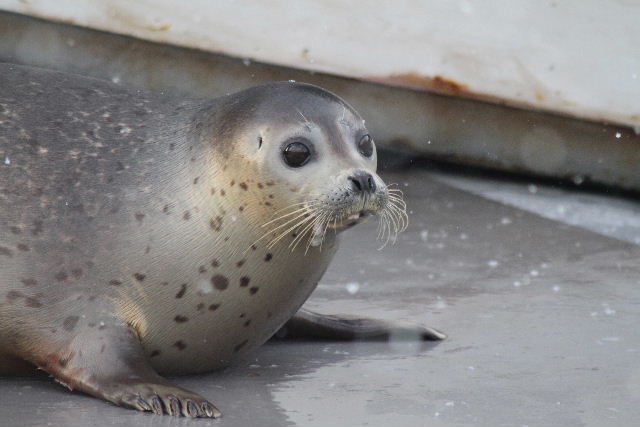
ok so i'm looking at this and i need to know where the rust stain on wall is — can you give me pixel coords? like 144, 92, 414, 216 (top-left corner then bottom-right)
368, 73, 470, 97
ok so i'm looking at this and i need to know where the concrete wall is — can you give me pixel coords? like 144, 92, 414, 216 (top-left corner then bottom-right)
1, 0, 639, 128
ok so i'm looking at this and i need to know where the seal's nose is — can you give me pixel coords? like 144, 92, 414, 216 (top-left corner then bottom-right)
348, 171, 376, 194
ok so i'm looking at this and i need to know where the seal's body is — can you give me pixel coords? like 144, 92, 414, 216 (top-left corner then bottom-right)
0, 64, 443, 418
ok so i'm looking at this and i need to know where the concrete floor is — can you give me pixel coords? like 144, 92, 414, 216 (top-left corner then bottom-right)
1, 169, 639, 427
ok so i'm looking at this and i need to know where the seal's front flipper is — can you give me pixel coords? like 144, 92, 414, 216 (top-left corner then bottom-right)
276, 309, 446, 341
21, 319, 220, 418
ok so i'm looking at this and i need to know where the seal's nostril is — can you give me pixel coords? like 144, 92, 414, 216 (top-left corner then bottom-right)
367, 175, 376, 192
349, 172, 375, 193
349, 176, 363, 192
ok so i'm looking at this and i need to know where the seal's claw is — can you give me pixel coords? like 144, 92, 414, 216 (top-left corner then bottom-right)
115, 385, 217, 417
135, 396, 152, 412
185, 400, 200, 418
202, 401, 222, 418
167, 395, 181, 416
150, 395, 164, 415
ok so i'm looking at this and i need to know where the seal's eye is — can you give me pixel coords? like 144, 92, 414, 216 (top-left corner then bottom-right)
283, 141, 311, 167
358, 134, 374, 157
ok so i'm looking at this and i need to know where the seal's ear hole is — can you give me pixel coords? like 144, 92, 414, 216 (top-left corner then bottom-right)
257, 136, 263, 150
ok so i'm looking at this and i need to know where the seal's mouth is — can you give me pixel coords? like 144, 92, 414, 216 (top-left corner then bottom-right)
327, 210, 372, 229
255, 184, 407, 253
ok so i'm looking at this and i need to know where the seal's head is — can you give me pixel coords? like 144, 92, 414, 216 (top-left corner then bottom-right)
206, 82, 407, 250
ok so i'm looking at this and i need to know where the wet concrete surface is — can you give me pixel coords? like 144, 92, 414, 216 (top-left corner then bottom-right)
1, 169, 639, 426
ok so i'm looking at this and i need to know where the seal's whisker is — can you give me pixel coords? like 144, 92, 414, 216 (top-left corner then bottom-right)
384, 203, 402, 233
262, 203, 318, 227
386, 207, 405, 239
294, 209, 328, 252
377, 211, 394, 249
267, 213, 314, 249
317, 212, 333, 252
290, 213, 323, 251
305, 211, 331, 254
270, 201, 316, 215
248, 205, 314, 251
261, 209, 311, 231
388, 200, 409, 232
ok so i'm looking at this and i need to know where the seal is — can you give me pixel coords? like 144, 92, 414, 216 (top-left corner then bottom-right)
0, 63, 445, 418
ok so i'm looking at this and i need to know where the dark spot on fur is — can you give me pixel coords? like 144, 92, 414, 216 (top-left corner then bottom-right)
268, 194, 274, 199
239, 206, 244, 212
257, 183, 264, 189
135, 212, 145, 224
162, 204, 170, 214
169, 143, 175, 151
251, 245, 257, 251
239, 313, 246, 318
193, 177, 199, 185
174, 315, 189, 323
266, 181, 274, 186
267, 311, 273, 318
0, 246, 13, 257
211, 259, 220, 268
198, 265, 207, 274
21, 278, 38, 287
249, 286, 259, 295
32, 220, 43, 236
150, 350, 161, 357
210, 187, 216, 195
209, 216, 223, 231
25, 297, 42, 308
240, 276, 250, 287
145, 246, 151, 254
265, 202, 272, 207
244, 319, 251, 327
196, 303, 204, 311
134, 273, 146, 281
220, 189, 226, 196
230, 180, 235, 186
109, 280, 122, 286
265, 253, 273, 262
9, 226, 21, 234
234, 339, 248, 353
71, 268, 83, 279
173, 340, 187, 351
208, 303, 220, 311
55, 270, 68, 282
175, 283, 187, 299
211, 274, 228, 290
160, 281, 169, 286
236, 259, 245, 268
6, 290, 23, 302
183, 211, 191, 220
63, 316, 79, 331
115, 161, 125, 171
16, 243, 29, 252
239, 182, 248, 191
